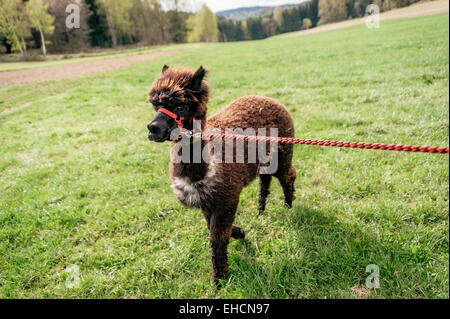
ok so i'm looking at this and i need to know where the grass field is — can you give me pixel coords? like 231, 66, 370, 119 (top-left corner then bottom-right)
0, 14, 448, 299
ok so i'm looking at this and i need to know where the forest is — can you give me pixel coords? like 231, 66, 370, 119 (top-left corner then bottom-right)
0, 0, 425, 55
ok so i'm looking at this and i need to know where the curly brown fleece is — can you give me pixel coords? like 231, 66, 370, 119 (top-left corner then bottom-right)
148, 66, 296, 285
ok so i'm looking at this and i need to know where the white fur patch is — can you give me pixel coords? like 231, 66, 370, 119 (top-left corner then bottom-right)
171, 161, 218, 208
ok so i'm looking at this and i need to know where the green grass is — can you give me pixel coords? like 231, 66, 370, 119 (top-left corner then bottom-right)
0, 14, 448, 299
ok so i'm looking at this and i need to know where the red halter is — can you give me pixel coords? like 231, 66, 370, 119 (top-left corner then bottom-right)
157, 108, 196, 134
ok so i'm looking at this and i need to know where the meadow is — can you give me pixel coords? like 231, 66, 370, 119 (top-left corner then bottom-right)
0, 13, 448, 298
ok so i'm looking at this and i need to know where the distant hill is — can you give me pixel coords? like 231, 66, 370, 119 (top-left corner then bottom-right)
216, 3, 300, 21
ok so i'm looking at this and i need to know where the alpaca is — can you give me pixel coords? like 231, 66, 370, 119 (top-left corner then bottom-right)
147, 65, 296, 285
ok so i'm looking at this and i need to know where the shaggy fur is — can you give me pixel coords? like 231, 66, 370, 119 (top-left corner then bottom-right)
148, 66, 296, 285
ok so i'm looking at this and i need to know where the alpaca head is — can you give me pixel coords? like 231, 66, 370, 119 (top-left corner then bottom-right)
147, 65, 209, 142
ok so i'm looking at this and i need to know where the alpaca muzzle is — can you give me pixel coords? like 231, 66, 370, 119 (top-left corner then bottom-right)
147, 108, 196, 142
147, 112, 172, 142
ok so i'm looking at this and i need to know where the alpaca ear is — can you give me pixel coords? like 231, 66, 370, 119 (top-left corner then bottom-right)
161, 64, 170, 76
189, 66, 206, 91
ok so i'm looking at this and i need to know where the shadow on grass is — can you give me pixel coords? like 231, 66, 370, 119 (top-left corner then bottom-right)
223, 204, 442, 298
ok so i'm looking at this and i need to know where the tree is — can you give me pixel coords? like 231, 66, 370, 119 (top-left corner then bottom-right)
273, 7, 284, 29
308, 0, 320, 27
152, 0, 168, 43
217, 16, 234, 42
246, 17, 264, 40
318, 0, 348, 25
26, 0, 55, 56
186, 4, 218, 43
17, 11, 32, 53
281, 6, 301, 32
128, 0, 147, 44
302, 18, 312, 29
382, 0, 393, 11
97, 0, 132, 46
241, 20, 249, 40
217, 17, 247, 42
45, 0, 91, 51
1, 36, 13, 54
0, 0, 30, 54
168, 9, 187, 43
234, 20, 245, 41
128, 0, 169, 45
85, 0, 111, 47
133, 0, 169, 45
261, 17, 276, 38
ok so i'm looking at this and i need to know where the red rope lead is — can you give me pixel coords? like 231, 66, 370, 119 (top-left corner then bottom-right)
159, 106, 448, 155
200, 132, 449, 155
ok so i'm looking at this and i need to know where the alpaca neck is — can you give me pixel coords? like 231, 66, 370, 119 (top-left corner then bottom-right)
170, 138, 210, 183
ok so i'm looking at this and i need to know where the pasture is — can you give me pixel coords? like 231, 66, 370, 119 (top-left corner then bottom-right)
0, 13, 448, 298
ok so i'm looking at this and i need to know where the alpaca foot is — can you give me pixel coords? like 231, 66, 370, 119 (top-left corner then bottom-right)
285, 192, 296, 208
285, 197, 292, 208
231, 225, 245, 239
214, 279, 222, 289
280, 165, 296, 209
213, 273, 227, 289
258, 175, 271, 216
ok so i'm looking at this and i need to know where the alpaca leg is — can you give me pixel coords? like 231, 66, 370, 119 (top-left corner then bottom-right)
202, 210, 211, 230
209, 210, 244, 240
231, 225, 245, 239
258, 174, 272, 215
209, 212, 234, 286
278, 165, 296, 208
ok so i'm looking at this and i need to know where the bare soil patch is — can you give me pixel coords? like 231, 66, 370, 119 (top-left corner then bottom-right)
0, 50, 181, 89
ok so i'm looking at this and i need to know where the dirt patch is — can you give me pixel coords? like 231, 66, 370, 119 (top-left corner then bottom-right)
0, 49, 181, 89
351, 286, 373, 299
284, 0, 449, 39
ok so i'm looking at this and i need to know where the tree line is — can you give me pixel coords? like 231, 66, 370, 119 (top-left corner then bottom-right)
0, 0, 218, 54
319, 0, 422, 24
0, 0, 425, 55
217, 0, 423, 42
0, 0, 56, 55
218, 0, 319, 42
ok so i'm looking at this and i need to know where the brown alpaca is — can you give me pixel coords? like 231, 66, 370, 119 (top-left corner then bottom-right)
147, 65, 296, 285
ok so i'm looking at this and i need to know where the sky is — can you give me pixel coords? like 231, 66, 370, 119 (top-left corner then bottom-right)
199, 0, 307, 13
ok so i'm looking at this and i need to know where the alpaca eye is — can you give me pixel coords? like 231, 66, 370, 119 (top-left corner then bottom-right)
176, 106, 185, 112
